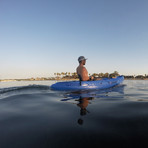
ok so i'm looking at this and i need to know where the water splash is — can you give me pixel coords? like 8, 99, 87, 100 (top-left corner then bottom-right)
0, 85, 51, 99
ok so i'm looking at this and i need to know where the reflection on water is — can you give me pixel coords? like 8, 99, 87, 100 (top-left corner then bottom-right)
61, 84, 125, 100
61, 85, 125, 125
77, 97, 93, 125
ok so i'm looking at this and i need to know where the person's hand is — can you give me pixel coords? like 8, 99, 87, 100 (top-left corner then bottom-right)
89, 76, 94, 80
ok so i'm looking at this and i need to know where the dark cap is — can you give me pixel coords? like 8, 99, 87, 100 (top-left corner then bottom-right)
78, 56, 87, 62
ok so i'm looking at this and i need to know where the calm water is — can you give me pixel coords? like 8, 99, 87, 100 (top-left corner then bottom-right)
0, 80, 148, 147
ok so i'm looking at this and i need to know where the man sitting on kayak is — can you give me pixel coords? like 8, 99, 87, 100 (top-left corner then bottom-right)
76, 56, 94, 81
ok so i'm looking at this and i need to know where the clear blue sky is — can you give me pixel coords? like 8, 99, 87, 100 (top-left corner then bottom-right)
0, 0, 148, 79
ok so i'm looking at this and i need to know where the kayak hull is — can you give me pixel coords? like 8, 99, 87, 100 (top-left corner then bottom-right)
51, 76, 124, 91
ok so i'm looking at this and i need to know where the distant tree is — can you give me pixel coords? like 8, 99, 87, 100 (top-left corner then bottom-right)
68, 72, 71, 76
56, 73, 58, 77
98, 73, 104, 78
135, 75, 145, 79
65, 72, 68, 76
54, 71, 122, 80
56, 73, 61, 78
72, 72, 78, 79
124, 75, 134, 79
61, 72, 65, 78
113, 71, 119, 76
54, 73, 56, 77
104, 73, 109, 78
109, 71, 120, 78
92, 73, 98, 77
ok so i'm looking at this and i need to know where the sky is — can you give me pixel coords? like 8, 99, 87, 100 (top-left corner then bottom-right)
0, 0, 148, 79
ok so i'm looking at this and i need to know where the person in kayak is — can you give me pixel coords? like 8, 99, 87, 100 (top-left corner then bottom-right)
76, 56, 94, 81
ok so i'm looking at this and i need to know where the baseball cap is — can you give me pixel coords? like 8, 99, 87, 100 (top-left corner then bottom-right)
78, 56, 88, 62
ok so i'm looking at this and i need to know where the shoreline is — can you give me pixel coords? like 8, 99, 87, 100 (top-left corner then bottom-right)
0, 78, 79, 82
1, 78, 148, 82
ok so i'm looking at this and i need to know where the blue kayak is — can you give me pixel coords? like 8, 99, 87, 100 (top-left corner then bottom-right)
51, 76, 124, 91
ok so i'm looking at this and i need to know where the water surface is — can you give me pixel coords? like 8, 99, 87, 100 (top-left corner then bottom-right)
0, 80, 148, 147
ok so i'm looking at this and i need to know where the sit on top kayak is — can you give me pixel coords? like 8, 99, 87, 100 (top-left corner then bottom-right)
51, 76, 124, 91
